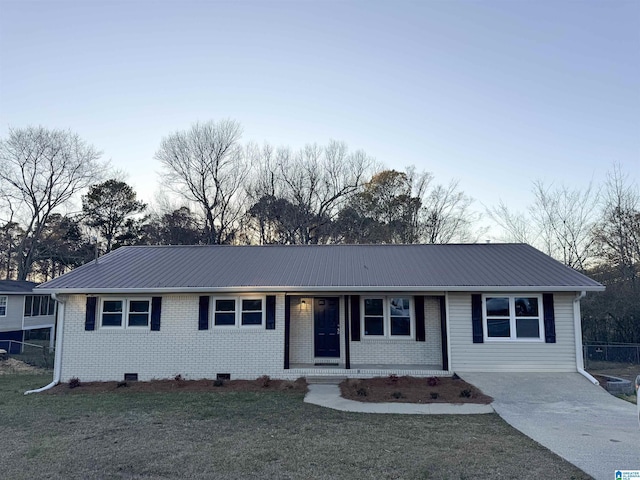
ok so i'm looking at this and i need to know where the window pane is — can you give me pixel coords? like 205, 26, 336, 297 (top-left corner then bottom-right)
242, 312, 262, 325
487, 318, 510, 337
24, 296, 32, 316
364, 316, 384, 335
516, 318, 540, 338
32, 296, 41, 317
242, 299, 262, 311
216, 299, 235, 312
129, 300, 150, 313
0, 297, 6, 316
103, 300, 123, 313
215, 312, 236, 325
102, 313, 122, 327
486, 297, 509, 316
40, 296, 48, 315
128, 313, 149, 327
389, 297, 410, 317
48, 297, 56, 315
364, 298, 383, 316
391, 316, 411, 336
515, 298, 539, 317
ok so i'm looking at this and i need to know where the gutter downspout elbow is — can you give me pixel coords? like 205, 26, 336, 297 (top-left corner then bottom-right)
573, 291, 598, 385
25, 293, 65, 394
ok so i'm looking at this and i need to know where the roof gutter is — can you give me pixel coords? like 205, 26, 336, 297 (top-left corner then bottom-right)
35, 284, 606, 295
573, 291, 598, 385
25, 293, 65, 394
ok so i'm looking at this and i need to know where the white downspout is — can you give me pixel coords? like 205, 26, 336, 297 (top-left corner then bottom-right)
573, 291, 598, 385
25, 293, 65, 394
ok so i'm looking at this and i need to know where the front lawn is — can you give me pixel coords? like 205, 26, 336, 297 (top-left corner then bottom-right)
1, 374, 591, 479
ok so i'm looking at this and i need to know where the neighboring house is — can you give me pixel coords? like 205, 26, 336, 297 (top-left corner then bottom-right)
0, 280, 56, 354
36, 244, 603, 382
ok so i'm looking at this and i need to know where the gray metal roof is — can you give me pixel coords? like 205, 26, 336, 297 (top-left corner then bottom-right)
35, 244, 604, 294
0, 280, 38, 294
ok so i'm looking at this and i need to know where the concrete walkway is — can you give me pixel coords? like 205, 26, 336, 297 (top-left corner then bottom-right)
461, 372, 639, 480
304, 384, 494, 414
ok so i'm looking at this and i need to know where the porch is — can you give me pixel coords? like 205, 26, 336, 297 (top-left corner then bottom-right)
289, 363, 451, 379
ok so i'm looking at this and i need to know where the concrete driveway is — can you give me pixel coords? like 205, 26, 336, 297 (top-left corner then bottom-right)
462, 373, 638, 480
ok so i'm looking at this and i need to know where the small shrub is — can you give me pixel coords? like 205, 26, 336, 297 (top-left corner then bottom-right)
356, 387, 368, 397
213, 379, 224, 387
258, 375, 271, 388
69, 377, 81, 389
391, 391, 405, 399
430, 392, 439, 399
387, 374, 399, 385
427, 376, 440, 387
174, 374, 183, 382
459, 389, 472, 398
117, 381, 128, 388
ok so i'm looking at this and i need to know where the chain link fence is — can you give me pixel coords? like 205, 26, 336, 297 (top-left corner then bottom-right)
0, 340, 55, 369
583, 343, 640, 369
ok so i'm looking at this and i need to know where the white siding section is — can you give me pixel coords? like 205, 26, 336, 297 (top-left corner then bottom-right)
448, 293, 578, 372
350, 296, 443, 366
60, 294, 286, 382
0, 295, 24, 332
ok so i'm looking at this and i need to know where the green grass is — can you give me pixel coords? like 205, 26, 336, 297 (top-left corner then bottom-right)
1, 374, 592, 480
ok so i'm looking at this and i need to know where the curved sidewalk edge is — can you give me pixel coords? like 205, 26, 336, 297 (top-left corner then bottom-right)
303, 384, 494, 415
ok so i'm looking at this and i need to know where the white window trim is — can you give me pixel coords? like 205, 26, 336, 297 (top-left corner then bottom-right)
361, 296, 415, 340
212, 295, 265, 328
99, 297, 152, 330
482, 294, 545, 342
0, 295, 7, 317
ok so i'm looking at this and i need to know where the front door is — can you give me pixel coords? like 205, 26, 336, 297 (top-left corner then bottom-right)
314, 297, 340, 358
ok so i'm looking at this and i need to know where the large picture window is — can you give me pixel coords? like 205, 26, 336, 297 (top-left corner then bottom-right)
213, 296, 264, 328
100, 298, 151, 329
362, 296, 413, 338
483, 295, 543, 341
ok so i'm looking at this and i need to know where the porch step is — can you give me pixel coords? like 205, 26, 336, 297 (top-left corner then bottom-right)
305, 376, 348, 385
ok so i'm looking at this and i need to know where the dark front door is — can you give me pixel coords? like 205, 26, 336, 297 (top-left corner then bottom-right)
314, 297, 340, 358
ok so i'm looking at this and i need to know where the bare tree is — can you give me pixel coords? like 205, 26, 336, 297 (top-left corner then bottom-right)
246, 140, 374, 244
530, 180, 599, 270
0, 126, 105, 280
155, 120, 249, 244
594, 164, 639, 284
486, 201, 534, 244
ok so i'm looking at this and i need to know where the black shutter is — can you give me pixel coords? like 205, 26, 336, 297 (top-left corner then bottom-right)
198, 296, 210, 330
85, 296, 97, 331
471, 294, 483, 343
414, 296, 425, 342
266, 295, 276, 330
151, 297, 162, 331
543, 293, 556, 343
350, 294, 360, 341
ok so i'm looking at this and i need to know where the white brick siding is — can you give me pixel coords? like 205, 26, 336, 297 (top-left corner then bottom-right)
60, 294, 285, 381
350, 296, 443, 366
448, 292, 578, 372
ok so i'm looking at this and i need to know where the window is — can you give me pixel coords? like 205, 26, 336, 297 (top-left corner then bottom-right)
484, 295, 543, 341
24, 295, 56, 317
100, 298, 150, 329
0, 296, 6, 316
213, 296, 264, 327
362, 296, 413, 338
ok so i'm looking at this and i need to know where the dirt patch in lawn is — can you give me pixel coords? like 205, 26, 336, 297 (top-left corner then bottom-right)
340, 375, 493, 404
45, 375, 308, 395
0, 358, 47, 375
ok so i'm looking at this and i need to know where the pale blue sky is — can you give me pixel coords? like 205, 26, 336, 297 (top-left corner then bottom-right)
1, 0, 638, 230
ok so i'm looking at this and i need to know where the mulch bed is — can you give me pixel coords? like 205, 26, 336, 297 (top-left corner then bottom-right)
340, 375, 493, 404
45, 375, 308, 395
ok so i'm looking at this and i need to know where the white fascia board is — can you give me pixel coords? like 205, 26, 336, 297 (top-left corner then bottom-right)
35, 284, 605, 295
